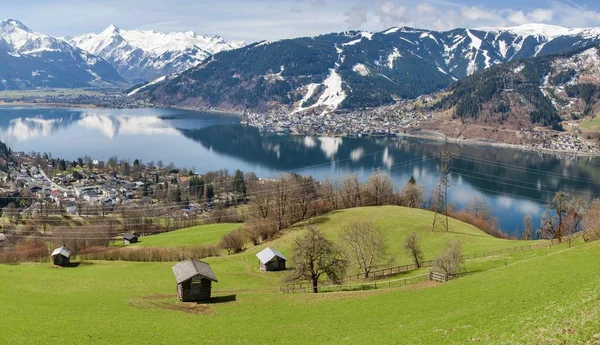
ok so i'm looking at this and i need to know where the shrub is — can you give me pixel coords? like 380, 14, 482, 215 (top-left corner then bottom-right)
434, 240, 465, 276
219, 228, 246, 254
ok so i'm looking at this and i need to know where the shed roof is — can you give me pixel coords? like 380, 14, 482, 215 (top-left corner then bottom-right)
0, 233, 6, 242
172, 259, 218, 284
256, 247, 287, 264
123, 233, 138, 241
51, 246, 71, 258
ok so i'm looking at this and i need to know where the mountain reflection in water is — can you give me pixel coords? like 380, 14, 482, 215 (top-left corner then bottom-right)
1, 106, 600, 234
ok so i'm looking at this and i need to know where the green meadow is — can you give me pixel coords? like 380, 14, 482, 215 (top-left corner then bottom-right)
1, 206, 597, 344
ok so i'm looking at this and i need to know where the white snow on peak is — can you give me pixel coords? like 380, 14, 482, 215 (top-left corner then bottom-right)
477, 23, 583, 39
466, 29, 482, 50
70, 24, 246, 81
383, 27, 400, 35
0, 19, 69, 54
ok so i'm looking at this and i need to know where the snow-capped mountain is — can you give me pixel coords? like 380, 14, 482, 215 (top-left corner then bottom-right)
70, 25, 245, 83
0, 19, 123, 90
136, 23, 600, 113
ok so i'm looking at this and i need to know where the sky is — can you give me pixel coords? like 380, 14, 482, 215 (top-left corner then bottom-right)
3, 0, 600, 42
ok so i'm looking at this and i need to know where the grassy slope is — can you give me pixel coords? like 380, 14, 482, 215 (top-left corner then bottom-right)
135, 223, 241, 247
1, 240, 598, 344
580, 116, 600, 132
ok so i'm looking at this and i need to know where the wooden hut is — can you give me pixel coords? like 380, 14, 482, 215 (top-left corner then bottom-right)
172, 259, 218, 302
51, 246, 71, 266
256, 247, 287, 272
123, 233, 139, 245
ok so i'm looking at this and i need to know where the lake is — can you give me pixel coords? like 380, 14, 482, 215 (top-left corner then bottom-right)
1, 106, 600, 235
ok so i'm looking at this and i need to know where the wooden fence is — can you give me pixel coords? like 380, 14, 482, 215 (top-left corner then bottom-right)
281, 239, 559, 293
280, 274, 430, 294
346, 239, 556, 281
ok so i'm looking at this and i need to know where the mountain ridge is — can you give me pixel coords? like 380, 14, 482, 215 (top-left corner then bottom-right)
69, 25, 246, 83
0, 19, 124, 89
133, 23, 600, 113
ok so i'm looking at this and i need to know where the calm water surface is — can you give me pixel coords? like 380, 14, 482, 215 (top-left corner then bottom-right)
2, 106, 600, 235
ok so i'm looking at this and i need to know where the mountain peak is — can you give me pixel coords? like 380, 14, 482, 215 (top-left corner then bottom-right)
0, 19, 31, 32
102, 24, 120, 35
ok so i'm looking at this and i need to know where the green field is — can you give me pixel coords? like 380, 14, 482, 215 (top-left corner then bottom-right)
0, 88, 107, 99
135, 223, 241, 247
580, 116, 600, 132
1, 206, 597, 344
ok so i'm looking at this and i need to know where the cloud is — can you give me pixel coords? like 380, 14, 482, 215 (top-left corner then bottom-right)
342, 0, 600, 31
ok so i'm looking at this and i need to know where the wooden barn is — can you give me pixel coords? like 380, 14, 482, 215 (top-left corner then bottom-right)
172, 259, 218, 302
123, 233, 139, 245
51, 246, 71, 266
256, 247, 287, 272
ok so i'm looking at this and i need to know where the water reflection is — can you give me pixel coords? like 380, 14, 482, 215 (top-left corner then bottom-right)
0, 106, 599, 234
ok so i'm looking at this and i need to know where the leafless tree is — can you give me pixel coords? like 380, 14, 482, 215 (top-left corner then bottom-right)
363, 172, 394, 206
466, 196, 490, 221
541, 191, 584, 242
219, 228, 246, 255
288, 174, 317, 224
583, 199, 600, 242
400, 178, 424, 208
522, 215, 534, 240
434, 239, 464, 276
341, 220, 388, 278
340, 175, 362, 209
403, 232, 424, 268
321, 178, 341, 211
288, 225, 348, 293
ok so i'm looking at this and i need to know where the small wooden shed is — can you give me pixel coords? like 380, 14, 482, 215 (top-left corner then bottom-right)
172, 259, 218, 302
51, 246, 71, 266
256, 247, 287, 272
123, 233, 139, 245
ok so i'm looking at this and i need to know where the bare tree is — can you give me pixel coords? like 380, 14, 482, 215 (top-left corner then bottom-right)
583, 199, 600, 242
522, 215, 534, 240
363, 172, 394, 206
288, 225, 348, 293
340, 175, 362, 209
288, 174, 317, 224
400, 177, 424, 208
321, 178, 341, 211
403, 232, 424, 268
541, 191, 584, 242
466, 196, 490, 221
219, 228, 246, 255
434, 240, 464, 276
341, 220, 388, 278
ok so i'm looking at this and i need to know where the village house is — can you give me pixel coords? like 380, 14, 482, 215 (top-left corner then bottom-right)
172, 259, 218, 302
51, 246, 71, 266
256, 247, 287, 272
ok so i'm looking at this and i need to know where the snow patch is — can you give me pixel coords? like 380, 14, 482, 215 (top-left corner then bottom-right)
352, 63, 369, 76
387, 48, 402, 69
127, 75, 167, 96
383, 27, 400, 35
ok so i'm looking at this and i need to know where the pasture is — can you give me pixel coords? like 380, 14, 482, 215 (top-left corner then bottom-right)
1, 206, 596, 344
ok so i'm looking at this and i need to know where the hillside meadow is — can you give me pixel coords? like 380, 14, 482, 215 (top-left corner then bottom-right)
2, 206, 595, 344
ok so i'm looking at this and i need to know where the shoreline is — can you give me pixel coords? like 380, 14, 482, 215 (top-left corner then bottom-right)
2, 101, 598, 158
